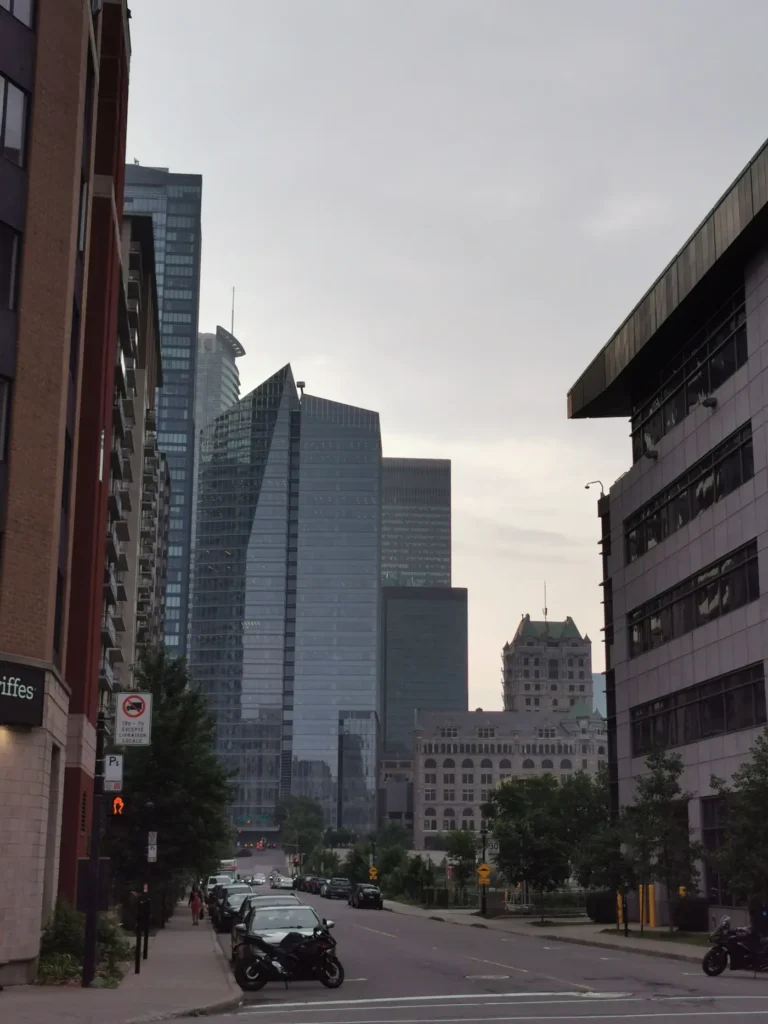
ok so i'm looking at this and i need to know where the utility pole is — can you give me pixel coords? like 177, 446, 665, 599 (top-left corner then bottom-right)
82, 709, 106, 987
480, 827, 488, 917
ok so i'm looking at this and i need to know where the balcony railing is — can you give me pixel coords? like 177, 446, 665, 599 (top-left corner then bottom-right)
115, 515, 130, 543
103, 567, 118, 606
99, 654, 114, 691
112, 602, 126, 633
101, 612, 117, 649
115, 347, 127, 399
113, 396, 126, 440
122, 456, 134, 484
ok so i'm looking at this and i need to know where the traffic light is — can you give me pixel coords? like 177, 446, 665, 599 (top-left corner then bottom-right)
293, 856, 299, 866
111, 796, 125, 816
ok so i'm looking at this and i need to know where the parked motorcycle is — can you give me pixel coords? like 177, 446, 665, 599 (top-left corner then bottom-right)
234, 926, 345, 992
702, 915, 768, 976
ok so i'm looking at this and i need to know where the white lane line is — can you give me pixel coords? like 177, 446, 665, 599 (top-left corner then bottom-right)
353, 924, 398, 938
237, 1013, 768, 1023
462, 953, 594, 993
239, 991, 630, 1011
463, 955, 528, 975
240, 999, 644, 1017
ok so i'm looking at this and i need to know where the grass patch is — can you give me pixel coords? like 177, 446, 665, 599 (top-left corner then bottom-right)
600, 928, 711, 947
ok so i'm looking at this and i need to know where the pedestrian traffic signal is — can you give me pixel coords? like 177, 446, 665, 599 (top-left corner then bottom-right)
293, 856, 299, 866
111, 796, 125, 816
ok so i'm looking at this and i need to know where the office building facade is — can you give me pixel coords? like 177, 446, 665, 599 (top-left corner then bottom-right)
413, 708, 607, 850
381, 458, 451, 587
0, 0, 131, 983
124, 164, 202, 654
502, 615, 594, 713
189, 365, 382, 833
569, 135, 768, 919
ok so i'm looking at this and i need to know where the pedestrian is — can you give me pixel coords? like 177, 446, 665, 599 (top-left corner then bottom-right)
190, 888, 202, 926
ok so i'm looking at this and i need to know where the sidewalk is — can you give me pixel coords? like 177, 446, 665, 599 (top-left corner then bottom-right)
0, 904, 242, 1024
385, 900, 706, 964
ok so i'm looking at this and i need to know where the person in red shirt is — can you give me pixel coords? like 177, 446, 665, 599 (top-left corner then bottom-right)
190, 889, 202, 926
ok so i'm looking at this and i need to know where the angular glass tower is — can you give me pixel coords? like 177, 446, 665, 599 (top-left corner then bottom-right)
189, 366, 382, 833
381, 458, 451, 587
124, 165, 203, 654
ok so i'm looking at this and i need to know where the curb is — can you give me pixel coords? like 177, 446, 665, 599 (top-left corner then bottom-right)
384, 902, 702, 965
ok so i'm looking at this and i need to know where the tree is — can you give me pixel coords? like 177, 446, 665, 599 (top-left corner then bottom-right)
324, 827, 356, 848
444, 829, 477, 893
274, 795, 324, 858
305, 846, 341, 877
710, 729, 768, 904
483, 775, 571, 892
377, 822, 411, 850
104, 647, 233, 892
343, 842, 372, 884
563, 766, 634, 892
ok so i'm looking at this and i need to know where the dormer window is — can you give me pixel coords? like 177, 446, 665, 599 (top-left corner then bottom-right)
439, 726, 458, 738
477, 728, 495, 739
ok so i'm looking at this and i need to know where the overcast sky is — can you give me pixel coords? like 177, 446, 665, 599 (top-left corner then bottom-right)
127, 0, 768, 709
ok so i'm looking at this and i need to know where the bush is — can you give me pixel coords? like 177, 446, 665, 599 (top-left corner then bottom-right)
37, 902, 131, 984
670, 897, 710, 932
40, 902, 85, 961
586, 890, 618, 924
36, 952, 80, 985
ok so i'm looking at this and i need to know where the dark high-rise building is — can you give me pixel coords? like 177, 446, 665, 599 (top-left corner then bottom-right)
381, 588, 468, 756
381, 458, 451, 586
189, 365, 382, 833
123, 165, 202, 654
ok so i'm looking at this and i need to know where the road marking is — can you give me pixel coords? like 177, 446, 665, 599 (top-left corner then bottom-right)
466, 974, 510, 979
463, 955, 528, 975
239, 991, 631, 1011
238, 1013, 768, 1023
353, 924, 397, 938
462, 954, 593, 992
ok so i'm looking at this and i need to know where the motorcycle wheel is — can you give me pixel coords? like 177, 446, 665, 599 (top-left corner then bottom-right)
235, 960, 269, 991
319, 956, 345, 989
702, 947, 728, 977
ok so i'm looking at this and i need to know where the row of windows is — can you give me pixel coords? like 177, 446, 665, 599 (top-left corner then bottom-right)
627, 541, 759, 658
165, 359, 191, 370
0, 0, 34, 28
168, 215, 195, 228
521, 656, 585, 668
625, 423, 754, 564
166, 264, 193, 277
165, 289, 193, 301
163, 347, 192, 359
421, 742, 513, 754
0, 221, 20, 311
631, 288, 748, 462
163, 312, 193, 323
0, 73, 26, 167
630, 662, 766, 756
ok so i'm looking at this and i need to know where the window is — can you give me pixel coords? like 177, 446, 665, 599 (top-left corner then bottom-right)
534, 670, 539, 679
701, 797, 732, 905
53, 570, 64, 658
443, 774, 455, 785
0, 74, 28, 165
522, 759, 534, 769
598, 746, 605, 755
548, 659, 558, 680
424, 772, 436, 784
631, 662, 766, 756
0, 221, 20, 310
442, 758, 455, 768
560, 759, 572, 769
480, 758, 493, 768
0, 376, 9, 460
541, 759, 553, 769
480, 773, 493, 785
625, 423, 754, 564
424, 789, 436, 802
439, 726, 458, 738
499, 758, 511, 769
628, 541, 759, 658
525, 697, 531, 705
461, 758, 474, 768
630, 287, 748, 462
477, 727, 495, 738
461, 773, 473, 784
461, 789, 474, 801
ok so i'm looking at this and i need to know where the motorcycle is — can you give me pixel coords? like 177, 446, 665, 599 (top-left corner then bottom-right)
234, 925, 345, 992
702, 915, 768, 976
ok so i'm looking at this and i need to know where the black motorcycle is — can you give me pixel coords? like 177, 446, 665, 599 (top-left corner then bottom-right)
234, 926, 344, 992
702, 915, 768, 976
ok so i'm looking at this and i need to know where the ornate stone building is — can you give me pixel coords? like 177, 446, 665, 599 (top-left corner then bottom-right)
502, 614, 593, 713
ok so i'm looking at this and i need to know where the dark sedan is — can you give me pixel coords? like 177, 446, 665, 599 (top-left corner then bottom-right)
323, 877, 352, 899
349, 883, 383, 909
211, 883, 253, 931
229, 893, 303, 961
308, 877, 329, 894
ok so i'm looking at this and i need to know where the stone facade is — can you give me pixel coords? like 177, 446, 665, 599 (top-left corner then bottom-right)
502, 615, 593, 713
412, 707, 606, 849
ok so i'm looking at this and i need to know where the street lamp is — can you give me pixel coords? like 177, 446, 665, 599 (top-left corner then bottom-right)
585, 480, 605, 495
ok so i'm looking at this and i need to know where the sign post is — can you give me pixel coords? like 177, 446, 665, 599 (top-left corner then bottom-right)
368, 865, 378, 882
104, 754, 123, 792
82, 710, 106, 987
115, 692, 153, 746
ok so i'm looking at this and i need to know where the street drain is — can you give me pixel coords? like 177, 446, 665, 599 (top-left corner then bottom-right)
466, 974, 510, 980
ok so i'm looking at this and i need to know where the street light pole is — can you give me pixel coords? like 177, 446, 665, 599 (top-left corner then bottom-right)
82, 709, 106, 987
480, 827, 487, 917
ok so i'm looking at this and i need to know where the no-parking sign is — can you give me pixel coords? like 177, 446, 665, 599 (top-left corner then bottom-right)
115, 692, 153, 746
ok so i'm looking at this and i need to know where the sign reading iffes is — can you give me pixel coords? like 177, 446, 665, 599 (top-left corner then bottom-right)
115, 692, 153, 746
0, 659, 45, 728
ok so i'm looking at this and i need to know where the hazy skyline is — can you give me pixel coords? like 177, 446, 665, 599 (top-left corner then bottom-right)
127, 0, 768, 708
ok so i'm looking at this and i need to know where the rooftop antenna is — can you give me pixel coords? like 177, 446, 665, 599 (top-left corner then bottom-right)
231, 286, 235, 336
297, 380, 306, 398
543, 582, 548, 627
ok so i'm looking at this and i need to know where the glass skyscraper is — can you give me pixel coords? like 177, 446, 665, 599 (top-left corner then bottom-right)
381, 458, 451, 586
189, 365, 382, 833
124, 165, 202, 654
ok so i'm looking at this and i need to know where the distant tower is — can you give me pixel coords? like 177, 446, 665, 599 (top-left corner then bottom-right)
501, 614, 593, 713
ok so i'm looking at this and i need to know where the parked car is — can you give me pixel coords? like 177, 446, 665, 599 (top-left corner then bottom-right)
228, 893, 303, 961
349, 883, 383, 909
211, 883, 253, 931
217, 890, 256, 934
294, 874, 311, 891
204, 874, 232, 898
270, 875, 294, 890
323, 878, 352, 900
252, 873, 267, 886
309, 877, 329, 895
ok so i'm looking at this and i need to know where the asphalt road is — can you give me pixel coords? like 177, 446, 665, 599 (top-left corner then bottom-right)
201, 851, 768, 1023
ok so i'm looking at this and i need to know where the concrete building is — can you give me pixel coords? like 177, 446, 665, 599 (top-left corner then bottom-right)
568, 135, 768, 915
124, 165, 203, 655
189, 365, 382, 834
502, 615, 593, 713
413, 708, 607, 849
0, 0, 131, 983
381, 458, 451, 587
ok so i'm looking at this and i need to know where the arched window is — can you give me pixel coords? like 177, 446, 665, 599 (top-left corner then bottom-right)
523, 759, 534, 769
557, 744, 563, 755
598, 746, 605, 755
444, 807, 455, 817
424, 759, 436, 768
548, 659, 558, 680
499, 758, 511, 769
425, 807, 436, 816
462, 758, 474, 768
480, 758, 493, 768
542, 759, 553, 769
551, 683, 558, 692
443, 758, 455, 768
560, 759, 572, 769
462, 807, 473, 817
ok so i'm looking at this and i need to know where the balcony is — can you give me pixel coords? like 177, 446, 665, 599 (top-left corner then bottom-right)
106, 522, 119, 562
110, 435, 123, 479
127, 295, 140, 330
107, 643, 124, 665
112, 602, 126, 633
103, 567, 118, 605
108, 481, 123, 519
99, 655, 114, 692
122, 456, 134, 483
123, 394, 136, 425
146, 408, 156, 431
123, 426, 135, 455
113, 396, 126, 440
119, 484, 132, 512
117, 540, 129, 572
144, 429, 158, 454
116, 572, 127, 602
115, 347, 127, 399
101, 611, 117, 649
141, 514, 154, 536
126, 354, 137, 392
115, 515, 130, 543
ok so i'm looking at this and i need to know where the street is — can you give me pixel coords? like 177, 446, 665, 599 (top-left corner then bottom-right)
200, 852, 768, 1023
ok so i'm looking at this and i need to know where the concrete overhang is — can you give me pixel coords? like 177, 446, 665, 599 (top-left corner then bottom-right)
568, 137, 768, 420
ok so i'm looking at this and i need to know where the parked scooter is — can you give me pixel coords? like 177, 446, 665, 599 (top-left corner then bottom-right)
234, 926, 344, 992
702, 915, 768, 976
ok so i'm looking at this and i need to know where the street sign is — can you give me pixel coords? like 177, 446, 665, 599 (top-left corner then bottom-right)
104, 754, 123, 792
478, 876, 490, 886
147, 844, 157, 863
477, 862, 491, 879
115, 692, 153, 747
148, 831, 158, 845
368, 866, 378, 881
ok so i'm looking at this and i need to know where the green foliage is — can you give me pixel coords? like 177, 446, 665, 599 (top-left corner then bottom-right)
710, 729, 768, 903
40, 901, 85, 961
324, 827, 356, 848
36, 953, 80, 984
305, 846, 341, 877
443, 829, 477, 891
343, 842, 372, 884
376, 822, 411, 849
275, 795, 325, 857
104, 647, 234, 887
37, 903, 131, 985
